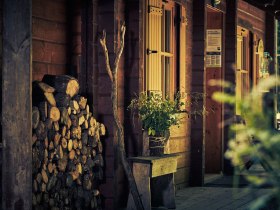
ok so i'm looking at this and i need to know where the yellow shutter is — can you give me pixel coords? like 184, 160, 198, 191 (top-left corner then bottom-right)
146, 0, 162, 92
179, 6, 187, 94
236, 27, 250, 115
236, 34, 242, 115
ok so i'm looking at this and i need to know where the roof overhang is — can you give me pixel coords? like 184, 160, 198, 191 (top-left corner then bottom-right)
244, 0, 280, 19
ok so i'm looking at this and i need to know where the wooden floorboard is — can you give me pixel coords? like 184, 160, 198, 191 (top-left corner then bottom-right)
150, 175, 272, 210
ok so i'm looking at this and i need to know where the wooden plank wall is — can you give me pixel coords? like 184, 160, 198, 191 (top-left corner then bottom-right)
97, 1, 120, 209
32, 0, 68, 81
237, 0, 265, 40
171, 0, 193, 189
2, 0, 32, 209
190, 0, 206, 186
0, 0, 2, 207
224, 0, 237, 174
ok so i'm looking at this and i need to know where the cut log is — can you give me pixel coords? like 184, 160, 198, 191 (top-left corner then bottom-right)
42, 74, 79, 98
78, 115, 85, 126
89, 117, 96, 127
76, 149, 81, 156
71, 170, 79, 181
32, 81, 55, 106
71, 126, 82, 139
44, 137, 49, 149
61, 138, 67, 149
55, 93, 70, 107
82, 155, 87, 164
45, 119, 53, 131
61, 126, 67, 137
99, 123, 106, 136
70, 100, 79, 111
81, 132, 88, 146
59, 107, 69, 125
75, 96, 87, 110
70, 114, 78, 127
35, 81, 55, 93
88, 127, 95, 137
81, 119, 88, 130
69, 150, 75, 160
77, 163, 82, 174
68, 139, 73, 151
38, 102, 48, 121
59, 145, 64, 159
49, 141, 54, 150
54, 133, 61, 147
32, 78, 104, 209
49, 106, 60, 122
53, 121, 59, 132
67, 118, 72, 129
41, 169, 48, 184
32, 106, 40, 129
58, 157, 67, 172
35, 121, 46, 139
66, 130, 71, 140
44, 92, 56, 107
72, 139, 78, 149
48, 163, 54, 173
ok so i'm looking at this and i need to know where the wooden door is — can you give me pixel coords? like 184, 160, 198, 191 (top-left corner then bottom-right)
205, 8, 223, 174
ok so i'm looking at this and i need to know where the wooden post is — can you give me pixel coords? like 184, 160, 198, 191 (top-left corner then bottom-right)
2, 0, 32, 209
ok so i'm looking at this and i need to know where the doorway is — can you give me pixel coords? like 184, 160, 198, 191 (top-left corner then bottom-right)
204, 7, 224, 181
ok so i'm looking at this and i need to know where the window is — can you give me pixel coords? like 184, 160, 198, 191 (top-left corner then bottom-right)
145, 0, 186, 99
236, 26, 250, 114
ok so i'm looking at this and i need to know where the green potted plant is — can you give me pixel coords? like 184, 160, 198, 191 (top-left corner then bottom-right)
128, 91, 184, 156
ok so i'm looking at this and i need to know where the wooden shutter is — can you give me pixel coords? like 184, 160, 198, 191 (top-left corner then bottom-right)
179, 6, 187, 94
145, 0, 162, 92
236, 27, 250, 115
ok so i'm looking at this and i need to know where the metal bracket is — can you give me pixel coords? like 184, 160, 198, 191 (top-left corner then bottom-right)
147, 49, 158, 55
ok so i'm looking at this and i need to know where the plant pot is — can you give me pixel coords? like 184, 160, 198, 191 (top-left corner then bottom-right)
149, 136, 166, 156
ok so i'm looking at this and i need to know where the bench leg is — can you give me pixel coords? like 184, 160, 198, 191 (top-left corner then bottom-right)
151, 173, 176, 209
127, 163, 151, 210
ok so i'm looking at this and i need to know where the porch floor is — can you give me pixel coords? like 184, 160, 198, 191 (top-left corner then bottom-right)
153, 164, 272, 210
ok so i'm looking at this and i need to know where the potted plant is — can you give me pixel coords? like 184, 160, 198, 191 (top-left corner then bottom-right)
128, 91, 184, 156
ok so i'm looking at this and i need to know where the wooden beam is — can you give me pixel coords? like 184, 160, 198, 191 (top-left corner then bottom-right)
2, 0, 32, 209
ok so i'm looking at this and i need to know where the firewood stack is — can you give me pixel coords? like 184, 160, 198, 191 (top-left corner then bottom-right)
32, 75, 105, 210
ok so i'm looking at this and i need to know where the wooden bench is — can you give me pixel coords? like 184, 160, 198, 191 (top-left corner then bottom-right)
127, 154, 178, 210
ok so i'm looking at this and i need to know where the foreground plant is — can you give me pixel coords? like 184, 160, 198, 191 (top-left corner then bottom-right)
213, 76, 280, 210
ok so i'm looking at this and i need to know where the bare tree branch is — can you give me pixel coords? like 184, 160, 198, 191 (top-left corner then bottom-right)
99, 30, 113, 82
113, 23, 126, 73
100, 22, 144, 210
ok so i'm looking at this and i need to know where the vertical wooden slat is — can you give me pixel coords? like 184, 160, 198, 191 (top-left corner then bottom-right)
146, 0, 162, 91
2, 0, 32, 209
180, 6, 187, 95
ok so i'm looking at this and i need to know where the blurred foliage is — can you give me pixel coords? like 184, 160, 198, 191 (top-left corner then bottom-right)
212, 76, 280, 210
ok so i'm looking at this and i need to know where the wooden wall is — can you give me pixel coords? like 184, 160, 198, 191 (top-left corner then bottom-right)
2, 0, 32, 208
32, 0, 69, 81
190, 0, 206, 186
0, 0, 2, 207
97, 1, 121, 209
172, 0, 192, 189
237, 0, 265, 40
224, 0, 237, 174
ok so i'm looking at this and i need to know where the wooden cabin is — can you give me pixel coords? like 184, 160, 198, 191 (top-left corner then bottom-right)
0, 0, 279, 209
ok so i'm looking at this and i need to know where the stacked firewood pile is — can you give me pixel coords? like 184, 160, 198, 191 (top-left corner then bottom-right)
32, 75, 105, 210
